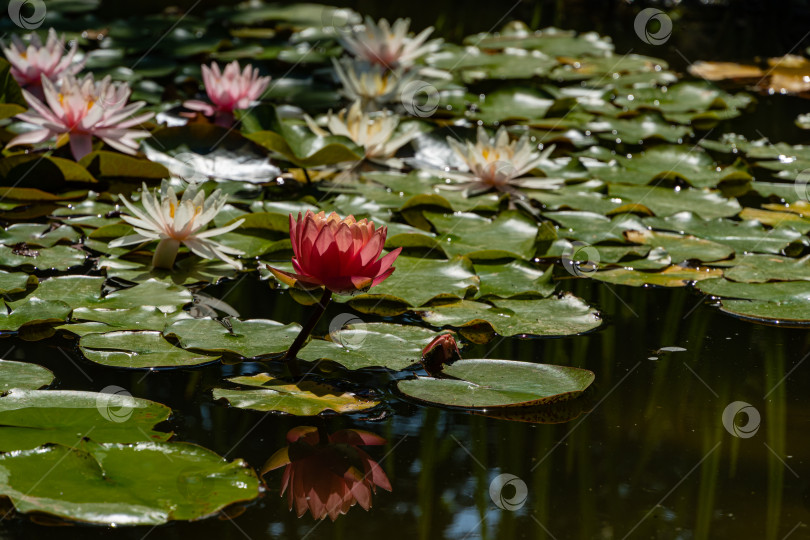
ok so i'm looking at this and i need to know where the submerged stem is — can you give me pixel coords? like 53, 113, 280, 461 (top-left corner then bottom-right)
283, 288, 333, 364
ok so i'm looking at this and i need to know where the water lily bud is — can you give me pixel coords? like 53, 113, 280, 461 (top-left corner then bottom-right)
421, 333, 462, 375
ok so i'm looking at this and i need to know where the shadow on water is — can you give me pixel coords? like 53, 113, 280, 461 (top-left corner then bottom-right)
3, 1, 810, 539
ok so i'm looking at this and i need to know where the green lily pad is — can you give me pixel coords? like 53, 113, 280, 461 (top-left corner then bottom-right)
587, 144, 750, 189
590, 266, 723, 287
298, 322, 445, 371
0, 245, 86, 271
608, 185, 742, 219
164, 318, 301, 359
0, 360, 54, 391
213, 373, 379, 415
423, 210, 540, 260
644, 213, 802, 255
0, 440, 260, 525
0, 271, 36, 294
79, 331, 220, 368
0, 298, 72, 332
624, 229, 734, 263
474, 260, 555, 298
417, 295, 601, 338
0, 389, 171, 452
723, 254, 810, 283
397, 359, 595, 409
341, 255, 479, 312
0, 223, 81, 247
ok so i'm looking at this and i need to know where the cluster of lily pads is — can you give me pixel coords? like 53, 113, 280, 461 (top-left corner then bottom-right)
0, 0, 807, 528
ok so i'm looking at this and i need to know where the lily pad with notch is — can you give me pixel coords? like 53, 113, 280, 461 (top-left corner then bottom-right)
396, 359, 595, 409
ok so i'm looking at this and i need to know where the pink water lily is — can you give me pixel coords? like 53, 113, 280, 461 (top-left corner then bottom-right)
6, 73, 153, 160
184, 61, 270, 127
2, 28, 83, 95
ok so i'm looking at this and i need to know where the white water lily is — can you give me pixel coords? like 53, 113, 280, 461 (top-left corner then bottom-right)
305, 100, 420, 167
444, 126, 560, 196
109, 181, 245, 270
332, 58, 409, 108
339, 16, 441, 69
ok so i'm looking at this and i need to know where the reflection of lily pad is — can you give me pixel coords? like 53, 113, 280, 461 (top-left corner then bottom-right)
213, 373, 379, 415
397, 359, 595, 409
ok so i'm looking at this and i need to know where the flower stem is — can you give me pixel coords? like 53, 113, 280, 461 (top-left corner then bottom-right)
152, 238, 180, 269
283, 288, 333, 363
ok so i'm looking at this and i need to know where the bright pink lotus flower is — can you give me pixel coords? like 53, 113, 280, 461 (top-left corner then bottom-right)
2, 29, 83, 95
6, 73, 153, 160
267, 210, 401, 294
263, 426, 392, 521
184, 61, 270, 127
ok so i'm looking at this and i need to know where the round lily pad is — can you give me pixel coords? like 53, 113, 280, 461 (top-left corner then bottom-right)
0, 440, 260, 526
0, 360, 54, 391
396, 359, 595, 409
0, 389, 172, 452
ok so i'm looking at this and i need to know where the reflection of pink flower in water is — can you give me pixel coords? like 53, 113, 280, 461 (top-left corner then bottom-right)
2, 29, 84, 94
6, 73, 153, 160
184, 61, 270, 127
263, 426, 392, 521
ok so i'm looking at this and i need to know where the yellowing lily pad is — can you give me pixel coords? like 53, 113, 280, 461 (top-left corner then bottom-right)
213, 373, 379, 415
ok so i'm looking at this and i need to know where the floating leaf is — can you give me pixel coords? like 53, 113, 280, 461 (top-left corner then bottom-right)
417, 295, 601, 338
0, 298, 71, 331
0, 389, 171, 452
341, 255, 479, 312
474, 260, 555, 298
298, 322, 444, 371
397, 359, 595, 409
213, 373, 379, 415
0, 271, 36, 294
79, 331, 219, 368
0, 360, 54, 391
590, 266, 723, 287
423, 210, 540, 260
0, 440, 260, 525
164, 318, 301, 359
723, 254, 810, 283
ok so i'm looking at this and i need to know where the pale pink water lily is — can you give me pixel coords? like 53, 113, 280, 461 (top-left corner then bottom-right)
2, 28, 84, 94
6, 73, 153, 160
339, 16, 440, 69
184, 61, 270, 127
109, 181, 245, 270
304, 100, 420, 167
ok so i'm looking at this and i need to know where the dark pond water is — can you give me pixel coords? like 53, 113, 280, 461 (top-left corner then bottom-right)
2, 1, 810, 539
2, 279, 810, 539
